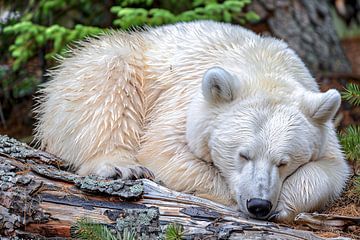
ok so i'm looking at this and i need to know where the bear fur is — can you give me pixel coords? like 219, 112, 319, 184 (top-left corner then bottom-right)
34, 21, 350, 222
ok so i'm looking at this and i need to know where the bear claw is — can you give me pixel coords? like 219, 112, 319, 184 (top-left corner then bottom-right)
115, 166, 155, 180
267, 211, 281, 221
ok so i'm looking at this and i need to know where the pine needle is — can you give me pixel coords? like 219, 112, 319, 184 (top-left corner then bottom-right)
165, 223, 184, 240
342, 83, 360, 107
72, 218, 118, 240
340, 125, 360, 161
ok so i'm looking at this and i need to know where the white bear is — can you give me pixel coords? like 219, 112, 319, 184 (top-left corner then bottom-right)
34, 21, 350, 222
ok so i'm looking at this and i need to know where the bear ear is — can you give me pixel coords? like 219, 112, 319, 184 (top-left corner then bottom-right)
302, 89, 341, 123
202, 67, 240, 103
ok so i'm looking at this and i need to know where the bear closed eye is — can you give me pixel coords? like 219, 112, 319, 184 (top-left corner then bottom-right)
34, 20, 350, 222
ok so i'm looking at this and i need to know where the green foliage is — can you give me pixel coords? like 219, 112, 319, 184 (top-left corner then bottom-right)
340, 83, 360, 161
72, 218, 136, 240
72, 218, 185, 240
340, 83, 360, 190
4, 22, 104, 70
165, 223, 184, 240
2, 0, 258, 72
72, 218, 118, 240
340, 83, 360, 160
342, 83, 360, 107
111, 0, 259, 28
0, 0, 258, 110
340, 125, 360, 161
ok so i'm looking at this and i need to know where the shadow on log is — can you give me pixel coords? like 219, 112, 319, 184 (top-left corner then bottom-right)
0, 135, 352, 239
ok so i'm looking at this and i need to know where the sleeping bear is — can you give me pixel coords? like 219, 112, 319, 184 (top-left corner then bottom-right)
34, 21, 350, 222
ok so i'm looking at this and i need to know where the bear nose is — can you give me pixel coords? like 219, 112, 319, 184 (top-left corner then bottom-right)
246, 198, 272, 218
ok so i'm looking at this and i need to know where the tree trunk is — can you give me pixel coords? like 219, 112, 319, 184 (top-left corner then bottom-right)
248, 0, 352, 75
0, 135, 341, 239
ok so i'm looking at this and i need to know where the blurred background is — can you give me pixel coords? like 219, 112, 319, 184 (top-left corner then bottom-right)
0, 0, 359, 143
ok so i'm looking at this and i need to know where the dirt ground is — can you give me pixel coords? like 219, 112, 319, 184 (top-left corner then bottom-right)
297, 175, 360, 239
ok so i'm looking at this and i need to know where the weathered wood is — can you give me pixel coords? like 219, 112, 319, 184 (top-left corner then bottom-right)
0, 135, 350, 239
295, 212, 360, 231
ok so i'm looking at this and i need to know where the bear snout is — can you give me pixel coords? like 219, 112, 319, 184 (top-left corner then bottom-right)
246, 198, 272, 218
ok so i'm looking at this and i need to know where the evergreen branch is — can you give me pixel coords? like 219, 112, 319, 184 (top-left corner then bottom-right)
72, 218, 138, 240
72, 218, 118, 240
340, 125, 360, 161
342, 83, 360, 107
165, 223, 184, 240
3, 0, 258, 70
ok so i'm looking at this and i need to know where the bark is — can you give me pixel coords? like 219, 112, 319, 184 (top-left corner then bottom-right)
295, 213, 360, 231
248, 0, 352, 75
0, 135, 350, 239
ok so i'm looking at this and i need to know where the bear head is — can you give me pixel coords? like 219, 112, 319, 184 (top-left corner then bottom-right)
186, 66, 341, 220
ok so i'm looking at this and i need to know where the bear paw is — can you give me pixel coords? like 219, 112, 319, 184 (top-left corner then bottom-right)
115, 166, 155, 180
272, 205, 296, 223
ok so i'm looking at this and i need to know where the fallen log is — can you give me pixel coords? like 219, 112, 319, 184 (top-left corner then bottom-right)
295, 213, 360, 231
0, 135, 352, 239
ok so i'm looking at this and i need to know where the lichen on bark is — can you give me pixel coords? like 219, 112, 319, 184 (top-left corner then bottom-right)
0, 159, 50, 236
74, 176, 144, 199
115, 207, 161, 239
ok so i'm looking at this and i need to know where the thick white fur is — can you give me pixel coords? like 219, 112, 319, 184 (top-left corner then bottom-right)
34, 21, 350, 222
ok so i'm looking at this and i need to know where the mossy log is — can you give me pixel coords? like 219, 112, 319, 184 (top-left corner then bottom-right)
0, 135, 349, 239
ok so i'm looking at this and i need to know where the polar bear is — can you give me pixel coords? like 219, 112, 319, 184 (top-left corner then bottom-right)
34, 21, 350, 222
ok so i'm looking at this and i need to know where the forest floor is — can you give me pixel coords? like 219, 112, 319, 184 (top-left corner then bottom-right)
295, 176, 360, 239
